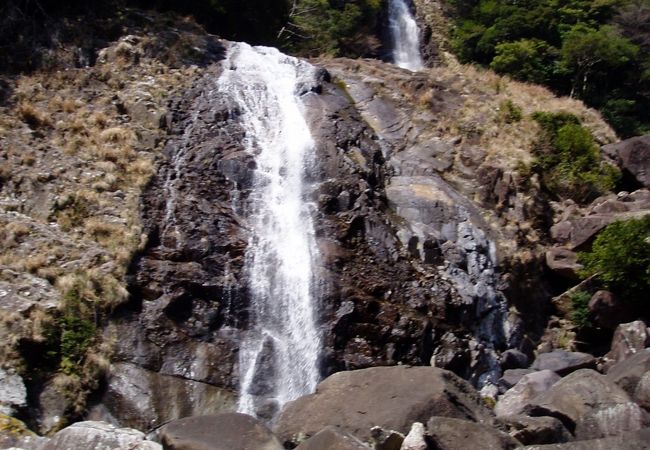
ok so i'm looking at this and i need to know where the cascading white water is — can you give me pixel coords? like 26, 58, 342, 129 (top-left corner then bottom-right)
388, 0, 424, 71
216, 43, 321, 419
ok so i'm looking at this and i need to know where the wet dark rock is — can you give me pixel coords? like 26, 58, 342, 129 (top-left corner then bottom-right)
530, 350, 596, 376
159, 413, 282, 450
496, 415, 571, 445
274, 366, 493, 445
500, 349, 529, 370
295, 426, 372, 450
588, 290, 636, 330
425, 417, 521, 450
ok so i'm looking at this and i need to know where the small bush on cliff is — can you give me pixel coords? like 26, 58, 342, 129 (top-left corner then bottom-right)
568, 290, 592, 328
531, 111, 619, 203
579, 215, 650, 302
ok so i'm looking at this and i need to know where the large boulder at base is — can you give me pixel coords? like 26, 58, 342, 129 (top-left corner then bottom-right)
525, 369, 647, 438
495, 370, 561, 417
496, 415, 571, 446
523, 427, 650, 449
602, 134, 650, 188
42, 421, 160, 450
530, 350, 596, 376
295, 426, 371, 450
274, 366, 492, 444
602, 321, 650, 371
426, 417, 520, 450
606, 348, 650, 396
159, 413, 283, 450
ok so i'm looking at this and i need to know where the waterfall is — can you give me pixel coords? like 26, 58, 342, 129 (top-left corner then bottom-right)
216, 43, 322, 420
388, 0, 424, 71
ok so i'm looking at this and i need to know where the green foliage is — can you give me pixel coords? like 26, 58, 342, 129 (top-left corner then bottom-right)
449, 0, 650, 137
490, 39, 558, 84
579, 215, 650, 301
531, 111, 619, 202
568, 290, 592, 328
281, 0, 381, 57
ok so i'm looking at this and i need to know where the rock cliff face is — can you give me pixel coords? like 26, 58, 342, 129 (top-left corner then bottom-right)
89, 36, 619, 425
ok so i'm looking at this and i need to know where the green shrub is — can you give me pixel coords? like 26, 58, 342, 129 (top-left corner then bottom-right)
531, 111, 619, 203
579, 216, 650, 302
568, 290, 591, 328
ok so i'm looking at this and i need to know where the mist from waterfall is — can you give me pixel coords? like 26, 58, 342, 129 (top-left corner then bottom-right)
215, 42, 321, 420
388, 0, 424, 71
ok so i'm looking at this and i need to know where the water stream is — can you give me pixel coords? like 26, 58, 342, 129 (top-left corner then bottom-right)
216, 43, 322, 420
388, 0, 424, 70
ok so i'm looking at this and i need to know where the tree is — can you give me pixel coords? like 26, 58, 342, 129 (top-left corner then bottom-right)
560, 24, 638, 98
490, 38, 558, 84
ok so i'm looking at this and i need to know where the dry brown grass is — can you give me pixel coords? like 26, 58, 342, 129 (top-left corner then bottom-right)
17, 102, 52, 129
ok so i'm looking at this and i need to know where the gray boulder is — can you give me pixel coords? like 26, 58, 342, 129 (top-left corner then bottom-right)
588, 290, 635, 329
496, 415, 571, 445
401, 422, 427, 450
42, 421, 160, 450
426, 417, 520, 450
525, 369, 645, 438
602, 134, 650, 188
603, 321, 650, 371
274, 366, 492, 444
545, 247, 582, 279
294, 426, 372, 450
635, 371, 650, 410
159, 413, 283, 450
498, 369, 536, 393
531, 350, 596, 376
0, 369, 26, 416
606, 348, 650, 396
495, 370, 561, 417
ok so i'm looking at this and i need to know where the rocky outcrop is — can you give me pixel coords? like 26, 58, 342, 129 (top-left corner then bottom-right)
274, 366, 492, 444
602, 321, 650, 371
523, 428, 650, 449
496, 415, 571, 445
159, 413, 283, 450
0, 369, 26, 416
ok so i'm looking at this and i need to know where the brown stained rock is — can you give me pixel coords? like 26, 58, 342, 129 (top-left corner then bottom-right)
525, 369, 639, 437
159, 413, 283, 450
603, 321, 650, 371
274, 366, 493, 445
426, 417, 520, 450
603, 135, 650, 188
295, 427, 372, 450
496, 415, 571, 446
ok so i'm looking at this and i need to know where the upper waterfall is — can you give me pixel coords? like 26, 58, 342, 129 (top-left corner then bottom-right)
388, 0, 424, 71
216, 43, 322, 420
